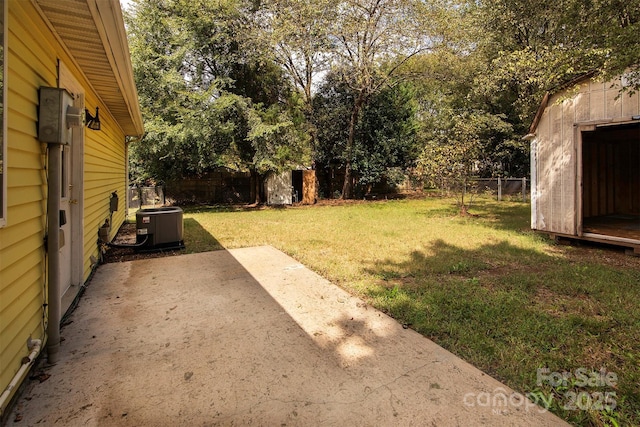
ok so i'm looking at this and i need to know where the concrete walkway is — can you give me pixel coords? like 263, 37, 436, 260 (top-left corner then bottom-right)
11, 247, 565, 426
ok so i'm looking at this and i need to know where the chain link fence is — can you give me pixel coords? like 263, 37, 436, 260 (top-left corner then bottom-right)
474, 177, 528, 201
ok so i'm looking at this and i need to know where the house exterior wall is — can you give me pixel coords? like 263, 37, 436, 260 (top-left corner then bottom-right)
0, 1, 129, 409
82, 102, 127, 278
531, 76, 640, 235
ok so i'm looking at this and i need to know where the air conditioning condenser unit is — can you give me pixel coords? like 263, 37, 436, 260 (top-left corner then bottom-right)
136, 207, 184, 250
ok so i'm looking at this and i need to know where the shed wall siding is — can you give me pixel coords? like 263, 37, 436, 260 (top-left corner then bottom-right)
535, 98, 577, 235
533, 77, 640, 236
0, 1, 129, 405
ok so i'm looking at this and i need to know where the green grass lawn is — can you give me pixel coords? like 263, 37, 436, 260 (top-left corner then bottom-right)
180, 197, 639, 426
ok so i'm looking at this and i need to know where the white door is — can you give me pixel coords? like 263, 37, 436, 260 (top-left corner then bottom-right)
59, 143, 72, 295
59, 62, 85, 306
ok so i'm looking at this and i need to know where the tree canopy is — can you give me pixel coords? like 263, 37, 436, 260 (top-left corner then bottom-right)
126, 0, 308, 202
314, 74, 419, 195
125, 0, 640, 201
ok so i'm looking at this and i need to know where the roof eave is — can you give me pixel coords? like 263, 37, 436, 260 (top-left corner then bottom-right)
33, 0, 144, 138
87, 0, 144, 137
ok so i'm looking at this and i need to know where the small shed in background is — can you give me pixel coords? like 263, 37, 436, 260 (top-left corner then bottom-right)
265, 170, 317, 206
528, 73, 640, 253
293, 170, 317, 205
265, 171, 293, 205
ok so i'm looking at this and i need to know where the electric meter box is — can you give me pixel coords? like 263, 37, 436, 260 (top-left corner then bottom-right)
38, 87, 76, 145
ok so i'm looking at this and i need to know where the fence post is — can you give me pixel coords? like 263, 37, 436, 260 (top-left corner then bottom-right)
522, 177, 527, 202
497, 177, 502, 201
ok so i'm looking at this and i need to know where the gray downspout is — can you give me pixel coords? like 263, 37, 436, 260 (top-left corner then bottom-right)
125, 139, 130, 218
46, 143, 62, 364
40, 86, 79, 364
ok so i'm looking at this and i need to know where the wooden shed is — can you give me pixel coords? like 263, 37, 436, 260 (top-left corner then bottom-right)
264, 169, 317, 205
528, 73, 640, 253
264, 170, 293, 205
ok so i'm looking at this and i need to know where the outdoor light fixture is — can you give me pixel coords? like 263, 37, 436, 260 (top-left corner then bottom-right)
85, 107, 101, 130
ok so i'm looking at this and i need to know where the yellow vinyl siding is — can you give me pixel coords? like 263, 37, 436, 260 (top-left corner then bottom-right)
0, 271, 41, 330
0, 0, 131, 407
8, 2, 57, 70
0, 219, 42, 259
0, 1, 55, 395
0, 246, 42, 296
83, 99, 127, 279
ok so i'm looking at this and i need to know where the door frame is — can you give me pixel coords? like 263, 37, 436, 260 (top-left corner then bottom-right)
58, 61, 84, 290
575, 124, 595, 237
576, 119, 640, 239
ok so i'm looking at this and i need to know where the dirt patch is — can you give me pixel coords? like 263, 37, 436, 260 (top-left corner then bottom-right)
102, 222, 185, 263
559, 241, 640, 268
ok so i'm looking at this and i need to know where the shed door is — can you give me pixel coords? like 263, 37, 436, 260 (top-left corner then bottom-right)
581, 122, 640, 240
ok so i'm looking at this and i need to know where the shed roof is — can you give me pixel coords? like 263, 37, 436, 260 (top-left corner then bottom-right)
33, 0, 144, 138
528, 71, 597, 134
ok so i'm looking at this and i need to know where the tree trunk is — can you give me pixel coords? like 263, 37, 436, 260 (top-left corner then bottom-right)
250, 168, 262, 205
306, 104, 320, 203
459, 180, 468, 216
329, 166, 334, 198
341, 90, 366, 199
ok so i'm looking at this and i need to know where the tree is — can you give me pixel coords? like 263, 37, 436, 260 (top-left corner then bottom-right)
127, 0, 232, 181
126, 0, 307, 203
258, 0, 338, 199
352, 82, 419, 193
418, 111, 513, 214
170, 0, 290, 105
404, 44, 523, 211
313, 73, 419, 196
262, 0, 336, 109
221, 96, 306, 204
470, 0, 640, 123
329, 0, 442, 198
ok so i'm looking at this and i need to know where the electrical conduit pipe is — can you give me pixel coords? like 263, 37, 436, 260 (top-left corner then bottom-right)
46, 143, 62, 364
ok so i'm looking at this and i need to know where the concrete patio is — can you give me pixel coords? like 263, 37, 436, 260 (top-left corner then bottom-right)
10, 246, 565, 426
